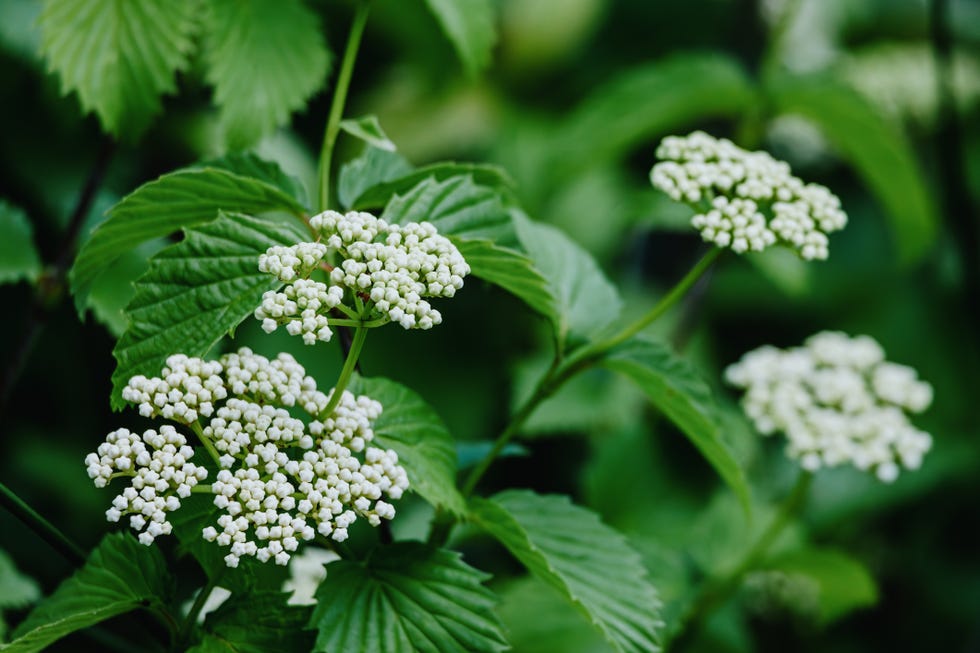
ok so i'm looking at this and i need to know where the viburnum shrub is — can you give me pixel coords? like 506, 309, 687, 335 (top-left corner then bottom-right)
0, 2, 948, 653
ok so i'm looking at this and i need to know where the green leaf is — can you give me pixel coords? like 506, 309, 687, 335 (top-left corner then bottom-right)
339, 115, 397, 152
553, 53, 755, 179
87, 239, 168, 337
0, 201, 41, 285
109, 211, 305, 409
309, 542, 508, 653
452, 239, 554, 321
352, 163, 513, 211
71, 167, 306, 311
0, 550, 40, 611
766, 73, 939, 263
496, 577, 612, 653
422, 0, 496, 76
38, 0, 196, 139
188, 592, 313, 653
3, 533, 171, 653
513, 213, 622, 349
470, 490, 662, 653
762, 548, 878, 625
202, 0, 331, 149
600, 338, 751, 513
381, 175, 518, 247
348, 375, 464, 514
337, 147, 413, 211
197, 153, 307, 205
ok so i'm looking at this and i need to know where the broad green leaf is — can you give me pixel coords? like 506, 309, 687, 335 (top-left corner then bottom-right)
496, 577, 611, 653
337, 147, 413, 210
766, 73, 939, 263
309, 542, 508, 653
352, 163, 513, 211
87, 239, 168, 337
188, 592, 313, 653
0, 550, 40, 611
339, 115, 397, 152
3, 533, 171, 653
513, 213, 622, 349
0, 201, 41, 285
422, 0, 496, 76
198, 153, 307, 205
452, 239, 554, 321
109, 212, 305, 409
348, 375, 464, 514
71, 167, 306, 310
470, 490, 661, 653
600, 338, 751, 512
553, 53, 755, 179
762, 548, 878, 625
38, 0, 196, 138
202, 0, 331, 149
381, 175, 517, 247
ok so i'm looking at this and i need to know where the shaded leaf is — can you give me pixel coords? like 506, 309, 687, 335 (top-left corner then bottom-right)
310, 542, 508, 653
339, 115, 396, 152
0, 550, 40, 611
470, 490, 662, 653
352, 163, 513, 211
188, 591, 313, 653
337, 147, 412, 210
496, 577, 611, 653
197, 153, 307, 205
0, 201, 41, 285
422, 0, 496, 76
453, 239, 554, 321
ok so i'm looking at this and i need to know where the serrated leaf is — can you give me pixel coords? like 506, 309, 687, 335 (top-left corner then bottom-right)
71, 167, 306, 310
452, 239, 554, 321
762, 548, 878, 625
338, 147, 413, 210
348, 375, 464, 514
470, 490, 661, 653
422, 0, 496, 76
600, 338, 750, 513
496, 577, 612, 653
3, 533, 171, 653
382, 175, 518, 247
352, 163, 513, 211
0, 550, 40, 611
0, 201, 41, 285
513, 213, 622, 349
766, 73, 939, 263
339, 115, 396, 152
553, 53, 755, 179
310, 542, 508, 653
109, 212, 305, 409
38, 0, 196, 139
188, 591, 313, 653
197, 153, 307, 205
87, 239, 168, 337
202, 0, 331, 149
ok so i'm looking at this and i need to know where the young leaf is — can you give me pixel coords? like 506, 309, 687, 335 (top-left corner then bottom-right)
309, 542, 508, 653
109, 212, 305, 409
337, 147, 412, 210
351, 163, 513, 211
421, 0, 497, 76
513, 213, 622, 349
766, 73, 939, 263
71, 167, 306, 310
470, 490, 662, 653
348, 375, 465, 515
452, 239, 554, 322
3, 533, 171, 653
38, 0, 196, 139
339, 116, 397, 152
202, 0, 332, 149
0, 201, 41, 285
188, 591, 314, 653
599, 338, 751, 513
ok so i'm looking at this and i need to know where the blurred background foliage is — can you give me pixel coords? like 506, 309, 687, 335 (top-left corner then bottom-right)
1, 0, 978, 651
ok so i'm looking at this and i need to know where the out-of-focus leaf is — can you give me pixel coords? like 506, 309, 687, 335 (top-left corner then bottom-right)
496, 577, 612, 653
337, 147, 413, 210
38, 0, 196, 139
3, 533, 171, 653
744, 247, 812, 296
470, 490, 662, 653
309, 542, 508, 653
188, 592, 313, 653
422, 0, 497, 76
0, 550, 40, 611
339, 115, 396, 152
202, 0, 331, 149
86, 239, 167, 337
600, 338, 751, 513
352, 163, 513, 211
348, 375, 465, 514
455, 441, 528, 470
766, 73, 939, 263
0, 201, 41, 285
452, 239, 554, 322
109, 212, 305, 409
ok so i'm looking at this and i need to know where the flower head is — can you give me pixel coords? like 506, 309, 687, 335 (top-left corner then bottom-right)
650, 131, 847, 260
725, 331, 932, 482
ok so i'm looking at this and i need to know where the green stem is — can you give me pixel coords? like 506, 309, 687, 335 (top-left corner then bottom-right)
328, 317, 389, 328
189, 421, 221, 467
320, 326, 369, 418
672, 472, 813, 649
317, 1, 371, 212
178, 571, 224, 647
190, 484, 213, 494
0, 480, 86, 565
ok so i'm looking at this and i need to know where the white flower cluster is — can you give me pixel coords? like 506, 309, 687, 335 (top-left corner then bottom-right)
85, 426, 207, 544
254, 210, 470, 339
88, 349, 409, 566
650, 131, 847, 260
726, 331, 933, 482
